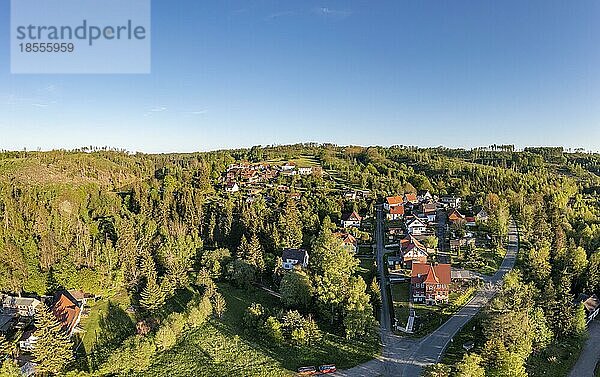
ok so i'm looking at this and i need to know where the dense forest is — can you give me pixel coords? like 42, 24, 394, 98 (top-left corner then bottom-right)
1, 144, 600, 376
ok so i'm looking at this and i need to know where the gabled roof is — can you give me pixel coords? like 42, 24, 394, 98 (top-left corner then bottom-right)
386, 196, 403, 205
342, 211, 362, 222
389, 205, 405, 215
448, 209, 465, 221
411, 263, 451, 285
2, 295, 41, 308
52, 292, 82, 335
407, 218, 426, 228
404, 193, 418, 202
282, 248, 308, 261
400, 235, 428, 257
334, 232, 357, 246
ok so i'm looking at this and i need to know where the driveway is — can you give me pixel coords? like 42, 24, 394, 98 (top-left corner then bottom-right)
569, 320, 600, 377
336, 219, 519, 377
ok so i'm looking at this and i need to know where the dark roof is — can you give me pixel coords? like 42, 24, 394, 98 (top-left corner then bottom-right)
342, 211, 362, 221
282, 249, 308, 261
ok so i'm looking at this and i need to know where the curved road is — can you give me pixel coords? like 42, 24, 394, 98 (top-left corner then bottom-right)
336, 217, 519, 377
569, 319, 600, 377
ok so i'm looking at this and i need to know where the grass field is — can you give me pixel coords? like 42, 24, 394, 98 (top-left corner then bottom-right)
391, 282, 477, 337
140, 283, 379, 376
452, 247, 505, 276
79, 290, 132, 353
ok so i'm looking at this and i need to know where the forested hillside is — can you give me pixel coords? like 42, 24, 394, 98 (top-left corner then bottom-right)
1, 144, 600, 376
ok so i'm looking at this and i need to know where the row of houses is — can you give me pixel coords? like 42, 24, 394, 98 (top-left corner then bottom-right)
222, 162, 323, 193
1, 290, 88, 353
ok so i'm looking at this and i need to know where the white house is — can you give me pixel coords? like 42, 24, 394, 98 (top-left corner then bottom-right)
281, 162, 296, 171
281, 249, 309, 270
387, 205, 405, 221
341, 211, 362, 228
407, 218, 427, 235
440, 196, 461, 208
224, 182, 239, 193
298, 167, 313, 176
385, 196, 403, 211
417, 190, 433, 202
1, 296, 41, 317
19, 330, 37, 352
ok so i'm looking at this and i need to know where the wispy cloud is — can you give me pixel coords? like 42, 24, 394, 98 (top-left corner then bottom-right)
265, 10, 296, 21
183, 110, 208, 115
144, 106, 168, 117
313, 7, 352, 19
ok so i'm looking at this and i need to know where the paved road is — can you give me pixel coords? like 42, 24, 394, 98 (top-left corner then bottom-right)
569, 320, 600, 377
375, 205, 392, 331
336, 219, 519, 377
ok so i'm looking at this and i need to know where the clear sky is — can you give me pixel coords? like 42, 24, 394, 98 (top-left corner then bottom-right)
1, 0, 599, 153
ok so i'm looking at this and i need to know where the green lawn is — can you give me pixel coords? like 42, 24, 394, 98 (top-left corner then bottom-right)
78, 290, 132, 353
216, 283, 380, 371
391, 283, 410, 329
391, 282, 477, 337
452, 247, 505, 276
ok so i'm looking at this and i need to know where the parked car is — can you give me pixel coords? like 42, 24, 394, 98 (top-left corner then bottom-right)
318, 365, 337, 373
297, 366, 317, 375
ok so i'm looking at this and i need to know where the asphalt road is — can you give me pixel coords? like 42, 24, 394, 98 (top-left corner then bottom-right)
336, 219, 519, 377
569, 319, 600, 377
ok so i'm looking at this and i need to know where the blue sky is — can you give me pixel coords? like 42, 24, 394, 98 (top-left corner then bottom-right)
0, 0, 599, 153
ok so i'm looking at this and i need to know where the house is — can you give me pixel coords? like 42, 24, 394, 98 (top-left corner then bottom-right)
386, 204, 405, 221
52, 291, 83, 337
1, 295, 41, 317
341, 211, 362, 228
334, 232, 358, 253
281, 162, 296, 171
465, 217, 476, 227
387, 256, 403, 271
475, 209, 489, 222
417, 190, 433, 202
19, 328, 37, 352
418, 202, 438, 222
448, 208, 466, 224
344, 190, 357, 201
384, 196, 403, 211
403, 193, 419, 205
224, 181, 239, 193
406, 218, 427, 235
298, 167, 313, 176
411, 263, 451, 305
576, 294, 600, 324
400, 235, 429, 268
281, 249, 309, 270
441, 196, 461, 208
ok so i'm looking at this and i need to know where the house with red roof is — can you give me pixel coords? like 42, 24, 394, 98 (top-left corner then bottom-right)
400, 235, 429, 268
384, 196, 403, 211
448, 208, 466, 224
341, 211, 362, 228
386, 204, 405, 221
334, 231, 358, 253
403, 193, 418, 205
411, 263, 451, 305
52, 291, 83, 337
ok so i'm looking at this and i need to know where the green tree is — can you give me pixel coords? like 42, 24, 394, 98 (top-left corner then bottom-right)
455, 353, 485, 377
280, 269, 313, 310
278, 200, 303, 249
227, 259, 256, 288
32, 303, 73, 375
0, 360, 21, 377
211, 291, 226, 318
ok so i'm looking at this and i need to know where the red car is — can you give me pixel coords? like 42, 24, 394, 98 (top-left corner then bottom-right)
319, 365, 337, 374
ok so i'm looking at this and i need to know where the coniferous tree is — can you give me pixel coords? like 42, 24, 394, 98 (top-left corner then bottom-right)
32, 303, 73, 375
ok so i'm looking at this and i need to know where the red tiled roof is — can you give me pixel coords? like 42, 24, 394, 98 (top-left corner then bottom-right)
52, 293, 81, 335
448, 209, 465, 221
411, 263, 451, 285
334, 232, 357, 246
342, 211, 362, 221
390, 205, 405, 215
386, 196, 403, 205
404, 193, 418, 202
